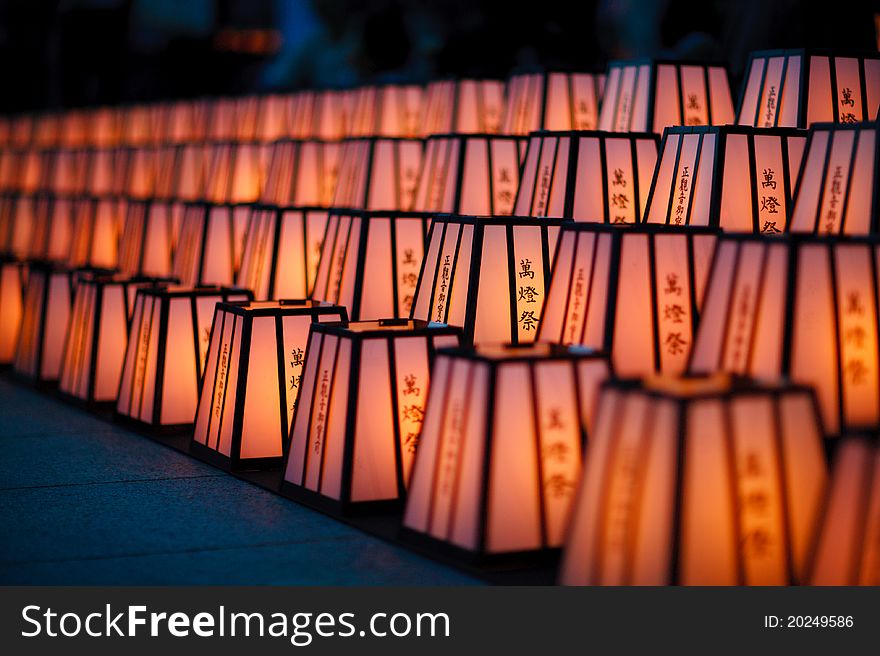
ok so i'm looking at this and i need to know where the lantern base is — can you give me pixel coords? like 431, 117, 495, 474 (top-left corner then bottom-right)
189, 440, 283, 472
279, 481, 404, 518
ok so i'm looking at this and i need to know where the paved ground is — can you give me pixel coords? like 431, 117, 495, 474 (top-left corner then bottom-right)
0, 377, 478, 585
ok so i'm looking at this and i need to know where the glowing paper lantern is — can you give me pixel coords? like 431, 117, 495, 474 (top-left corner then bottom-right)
502, 71, 604, 134
788, 121, 879, 234
410, 215, 564, 345
282, 319, 463, 514
422, 79, 505, 135
401, 343, 609, 561
115, 285, 253, 430
599, 60, 735, 133
288, 89, 348, 140
331, 137, 424, 210
256, 94, 293, 141
0, 257, 25, 363
68, 149, 121, 269
643, 125, 807, 233
560, 374, 828, 585
191, 300, 347, 470
513, 130, 659, 223
311, 210, 430, 320
538, 224, 716, 376
809, 436, 880, 585
413, 134, 526, 215
689, 234, 880, 435
738, 49, 880, 128
346, 84, 424, 138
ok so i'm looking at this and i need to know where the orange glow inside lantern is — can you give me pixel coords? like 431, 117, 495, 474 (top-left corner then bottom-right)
502, 71, 603, 134
411, 215, 564, 346
192, 299, 347, 470
0, 258, 25, 364
346, 84, 424, 138
288, 89, 348, 141
402, 343, 609, 560
422, 79, 505, 135
560, 375, 828, 585
331, 137, 423, 211
514, 130, 659, 222
599, 60, 735, 133
643, 125, 807, 233
282, 319, 463, 514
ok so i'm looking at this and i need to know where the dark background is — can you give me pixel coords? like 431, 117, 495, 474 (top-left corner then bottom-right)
0, 0, 877, 112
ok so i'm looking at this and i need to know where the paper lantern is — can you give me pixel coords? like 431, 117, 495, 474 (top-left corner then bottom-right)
599, 60, 735, 133
502, 71, 603, 134
256, 94, 293, 142
346, 84, 424, 138
67, 148, 122, 269
331, 137, 424, 211
788, 121, 879, 234
410, 215, 564, 345
413, 134, 526, 215
401, 343, 609, 561
513, 130, 659, 223
308, 210, 429, 320
422, 79, 505, 135
191, 299, 347, 470
288, 89, 348, 141
538, 224, 716, 376
738, 49, 880, 128
115, 285, 253, 431
122, 104, 154, 147
58, 275, 172, 406
13, 262, 75, 383
643, 125, 807, 233
560, 374, 828, 585
689, 234, 880, 436
282, 319, 463, 514
809, 436, 880, 585
0, 257, 25, 363
207, 98, 238, 141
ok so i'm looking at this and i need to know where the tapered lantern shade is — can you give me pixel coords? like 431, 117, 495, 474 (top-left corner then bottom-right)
0, 150, 45, 259
502, 71, 604, 134
413, 134, 526, 215
401, 343, 609, 561
58, 275, 172, 406
116, 285, 253, 431
68, 149, 120, 269
422, 79, 505, 135
312, 210, 430, 320
288, 89, 348, 141
738, 49, 880, 128
411, 215, 565, 345
282, 319, 464, 514
809, 436, 880, 585
256, 94, 293, 142
13, 262, 75, 383
560, 375, 828, 585
788, 122, 880, 234
346, 84, 424, 138
599, 60, 735, 133
690, 234, 880, 436
514, 130, 659, 223
191, 300, 347, 470
237, 139, 340, 300
331, 137, 424, 210
0, 257, 25, 363
643, 126, 807, 233
538, 224, 716, 376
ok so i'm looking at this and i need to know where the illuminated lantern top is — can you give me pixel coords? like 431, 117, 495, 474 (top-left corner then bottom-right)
422, 79, 505, 135
346, 84, 424, 138
331, 137, 423, 211
288, 89, 348, 141
502, 71, 604, 134
259, 139, 340, 208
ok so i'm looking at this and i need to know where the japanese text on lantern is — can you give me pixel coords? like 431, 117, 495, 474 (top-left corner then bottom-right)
763, 85, 777, 128
542, 407, 575, 501
737, 449, 776, 567
288, 347, 305, 415
400, 247, 419, 313
840, 87, 856, 124
673, 166, 690, 224
610, 167, 630, 224
133, 310, 151, 399
728, 284, 753, 372
535, 160, 552, 216
438, 402, 463, 495
759, 168, 782, 234
312, 369, 329, 455
615, 93, 631, 132
686, 93, 702, 126
605, 443, 639, 558
435, 254, 451, 322
518, 258, 539, 332
402, 164, 419, 207
662, 273, 688, 357
399, 373, 424, 455
841, 290, 872, 388
824, 166, 844, 233
496, 166, 515, 214
213, 342, 229, 419
566, 267, 586, 344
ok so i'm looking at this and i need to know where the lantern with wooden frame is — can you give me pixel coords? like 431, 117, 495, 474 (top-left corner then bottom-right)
737, 49, 880, 128
191, 300, 347, 471
502, 71, 604, 135
421, 79, 505, 136
689, 234, 880, 437
560, 374, 828, 585
537, 224, 717, 377
281, 319, 464, 515
0, 256, 25, 364
115, 285, 253, 431
346, 84, 424, 138
237, 139, 340, 300
331, 137, 424, 211
599, 59, 735, 134
808, 435, 880, 585
513, 130, 659, 223
413, 134, 526, 216
787, 121, 880, 235
401, 343, 609, 563
642, 125, 807, 233
410, 215, 565, 346
311, 210, 430, 321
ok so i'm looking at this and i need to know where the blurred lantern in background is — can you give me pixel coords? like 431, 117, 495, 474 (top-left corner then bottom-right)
514, 130, 659, 223
0, 256, 25, 364
503, 71, 604, 134
288, 89, 349, 141
281, 320, 462, 515
422, 79, 505, 135
68, 148, 120, 270
0, 148, 44, 258
191, 300, 346, 471
643, 126, 807, 233
331, 137, 424, 211
402, 343, 609, 562
410, 215, 565, 346
738, 49, 880, 128
538, 224, 717, 376
346, 84, 424, 138
560, 375, 828, 585
599, 60, 735, 134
